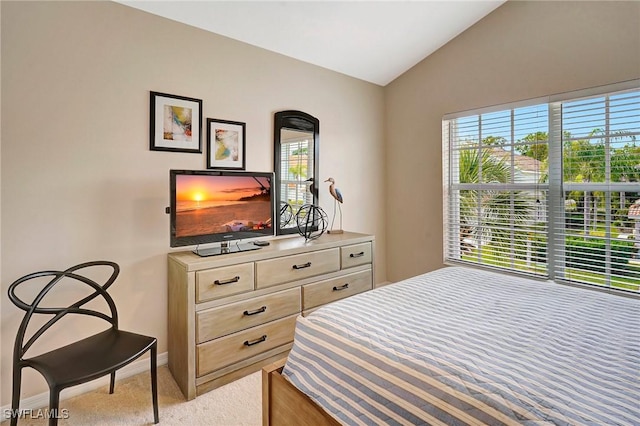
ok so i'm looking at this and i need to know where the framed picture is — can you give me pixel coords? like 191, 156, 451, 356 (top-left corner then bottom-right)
150, 91, 202, 153
207, 118, 246, 170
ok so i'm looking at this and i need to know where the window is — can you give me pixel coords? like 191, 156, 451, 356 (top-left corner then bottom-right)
443, 82, 640, 293
279, 133, 314, 216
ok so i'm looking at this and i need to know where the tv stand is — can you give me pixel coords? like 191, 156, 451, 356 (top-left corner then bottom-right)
167, 231, 375, 400
193, 242, 261, 257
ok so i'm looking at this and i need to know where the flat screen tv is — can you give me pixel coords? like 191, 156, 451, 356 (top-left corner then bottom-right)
169, 170, 274, 256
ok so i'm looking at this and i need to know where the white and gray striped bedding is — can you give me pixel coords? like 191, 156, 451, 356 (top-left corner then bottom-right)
282, 266, 640, 425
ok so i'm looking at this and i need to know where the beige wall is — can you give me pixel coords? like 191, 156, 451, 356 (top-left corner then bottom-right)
0, 1, 386, 403
384, 0, 640, 282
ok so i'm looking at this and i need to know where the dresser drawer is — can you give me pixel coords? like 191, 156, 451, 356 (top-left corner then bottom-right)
196, 314, 298, 377
195, 263, 254, 303
255, 248, 340, 289
196, 287, 300, 343
341, 242, 372, 269
302, 269, 372, 310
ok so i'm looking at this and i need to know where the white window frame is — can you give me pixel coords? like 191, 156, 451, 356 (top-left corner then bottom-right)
279, 135, 314, 209
443, 79, 640, 294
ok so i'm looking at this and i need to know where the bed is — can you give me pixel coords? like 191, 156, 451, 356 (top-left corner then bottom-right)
262, 266, 640, 426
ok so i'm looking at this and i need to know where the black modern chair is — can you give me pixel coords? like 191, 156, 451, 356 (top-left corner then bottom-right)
8, 261, 159, 426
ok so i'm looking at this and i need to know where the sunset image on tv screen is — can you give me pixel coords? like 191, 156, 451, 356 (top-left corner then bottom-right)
175, 175, 271, 237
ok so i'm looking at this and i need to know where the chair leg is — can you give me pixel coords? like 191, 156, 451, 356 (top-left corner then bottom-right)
10, 366, 22, 426
109, 371, 116, 394
48, 388, 61, 426
151, 343, 159, 424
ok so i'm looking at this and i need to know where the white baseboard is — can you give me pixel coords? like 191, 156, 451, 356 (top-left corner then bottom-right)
1, 352, 168, 421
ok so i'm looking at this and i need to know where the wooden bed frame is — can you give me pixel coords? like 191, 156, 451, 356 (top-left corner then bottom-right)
262, 358, 340, 426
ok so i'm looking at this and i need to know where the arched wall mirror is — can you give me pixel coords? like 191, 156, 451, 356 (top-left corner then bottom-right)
274, 110, 319, 235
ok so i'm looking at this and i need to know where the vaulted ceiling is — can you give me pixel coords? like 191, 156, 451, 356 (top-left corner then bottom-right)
116, 1, 505, 86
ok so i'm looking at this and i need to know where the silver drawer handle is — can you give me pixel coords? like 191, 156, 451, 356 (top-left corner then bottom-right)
244, 335, 267, 346
243, 306, 267, 316
333, 283, 349, 291
349, 252, 365, 258
213, 276, 240, 286
292, 262, 312, 270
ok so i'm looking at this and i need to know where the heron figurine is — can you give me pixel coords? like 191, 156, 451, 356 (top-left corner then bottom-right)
324, 177, 344, 234
305, 177, 315, 196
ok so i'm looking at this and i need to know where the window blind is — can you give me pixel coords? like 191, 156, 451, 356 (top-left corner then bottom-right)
550, 90, 640, 291
279, 134, 314, 224
444, 82, 640, 293
443, 103, 549, 278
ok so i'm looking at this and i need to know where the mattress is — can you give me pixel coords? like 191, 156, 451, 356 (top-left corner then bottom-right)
282, 266, 640, 426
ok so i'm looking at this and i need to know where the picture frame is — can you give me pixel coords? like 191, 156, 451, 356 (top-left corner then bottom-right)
207, 118, 246, 170
150, 91, 202, 153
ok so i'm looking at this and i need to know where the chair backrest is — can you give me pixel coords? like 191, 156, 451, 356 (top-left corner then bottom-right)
8, 261, 120, 361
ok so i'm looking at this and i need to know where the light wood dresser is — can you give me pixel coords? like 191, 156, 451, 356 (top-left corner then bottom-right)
167, 231, 375, 400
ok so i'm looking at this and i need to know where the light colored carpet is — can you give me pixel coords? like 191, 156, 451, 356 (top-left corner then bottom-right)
1, 366, 261, 426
